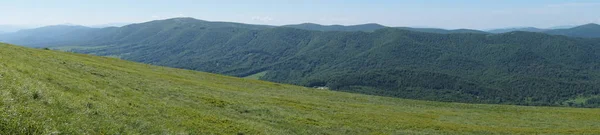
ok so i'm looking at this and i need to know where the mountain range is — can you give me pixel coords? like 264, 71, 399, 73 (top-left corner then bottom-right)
88, 22, 132, 28
2, 18, 600, 108
487, 27, 547, 33
486, 23, 600, 38
544, 23, 600, 38
3, 20, 599, 39
283, 23, 387, 32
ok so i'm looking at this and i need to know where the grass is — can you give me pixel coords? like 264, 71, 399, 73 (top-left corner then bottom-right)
243, 71, 268, 80
1, 43, 600, 134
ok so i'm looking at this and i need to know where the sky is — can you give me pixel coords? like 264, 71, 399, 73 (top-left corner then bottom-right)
1, 0, 599, 30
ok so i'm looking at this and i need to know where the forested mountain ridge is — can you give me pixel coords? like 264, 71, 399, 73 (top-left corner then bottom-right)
544, 23, 600, 38
3, 18, 600, 107
0, 18, 274, 47
283, 23, 387, 32
3, 18, 598, 46
282, 23, 488, 34
2, 42, 600, 134
0, 25, 94, 47
487, 27, 547, 33
0, 18, 492, 45
486, 23, 600, 38
395, 27, 488, 34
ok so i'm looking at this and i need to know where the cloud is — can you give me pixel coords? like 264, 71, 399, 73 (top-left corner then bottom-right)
251, 16, 274, 22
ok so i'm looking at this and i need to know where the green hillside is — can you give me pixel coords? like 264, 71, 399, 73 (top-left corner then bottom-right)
3, 18, 600, 107
2, 43, 600, 134
65, 26, 600, 107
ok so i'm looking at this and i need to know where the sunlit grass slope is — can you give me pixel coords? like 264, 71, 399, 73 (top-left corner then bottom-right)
1, 43, 599, 134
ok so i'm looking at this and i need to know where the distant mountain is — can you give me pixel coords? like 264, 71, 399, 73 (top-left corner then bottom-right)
396, 27, 488, 34
548, 25, 576, 29
0, 25, 95, 47
89, 22, 132, 28
283, 23, 387, 32
283, 23, 487, 34
486, 24, 600, 38
487, 27, 547, 33
544, 23, 600, 38
0, 18, 275, 47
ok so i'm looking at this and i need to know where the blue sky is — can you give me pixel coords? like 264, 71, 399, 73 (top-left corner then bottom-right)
1, 0, 599, 29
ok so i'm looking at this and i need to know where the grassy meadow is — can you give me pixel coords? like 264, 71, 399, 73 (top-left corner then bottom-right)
0, 43, 599, 134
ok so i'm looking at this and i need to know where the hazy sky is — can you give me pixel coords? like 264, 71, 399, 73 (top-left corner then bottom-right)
1, 0, 599, 29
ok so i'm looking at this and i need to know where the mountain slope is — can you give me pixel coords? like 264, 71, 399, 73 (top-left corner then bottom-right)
0, 25, 95, 47
396, 27, 488, 34
487, 27, 547, 33
0, 18, 274, 47
486, 24, 600, 37
61, 25, 600, 107
89, 23, 131, 28
544, 23, 600, 38
282, 23, 487, 34
283, 23, 387, 32
3, 18, 600, 107
2, 43, 600, 134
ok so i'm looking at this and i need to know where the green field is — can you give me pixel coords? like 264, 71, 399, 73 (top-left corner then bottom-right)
1, 43, 600, 134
